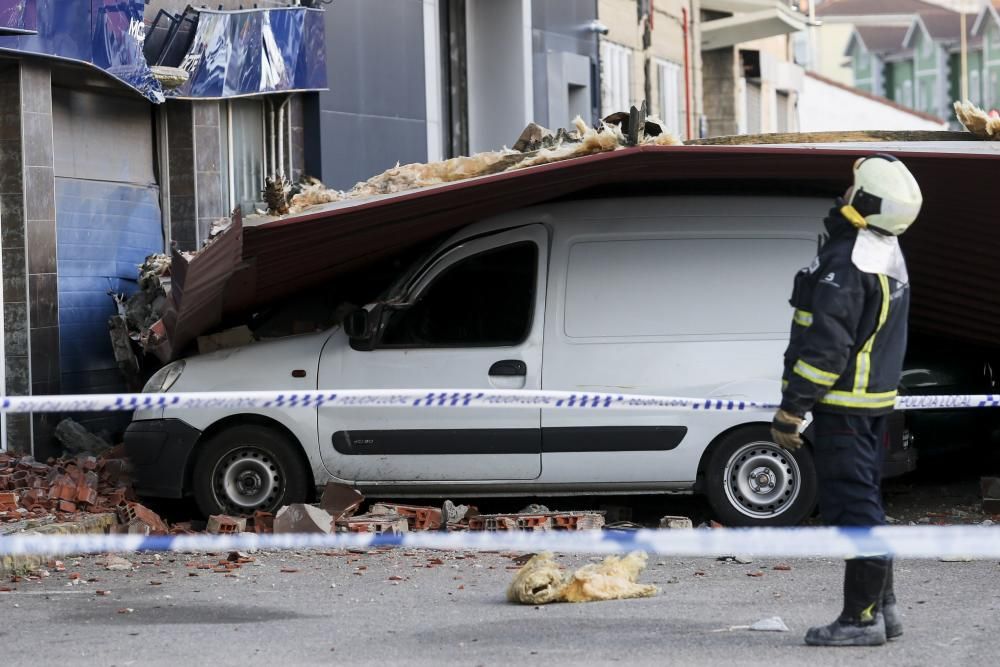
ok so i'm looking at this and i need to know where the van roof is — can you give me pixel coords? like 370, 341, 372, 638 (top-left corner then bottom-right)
157, 141, 1000, 358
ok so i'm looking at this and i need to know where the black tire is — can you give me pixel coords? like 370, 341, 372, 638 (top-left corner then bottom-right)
703, 424, 817, 527
193, 425, 309, 518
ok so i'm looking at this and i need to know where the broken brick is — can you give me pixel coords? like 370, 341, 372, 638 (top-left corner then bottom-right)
206, 515, 247, 534
370, 503, 443, 531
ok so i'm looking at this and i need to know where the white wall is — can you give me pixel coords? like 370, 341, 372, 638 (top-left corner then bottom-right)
466, 0, 533, 153
798, 74, 948, 132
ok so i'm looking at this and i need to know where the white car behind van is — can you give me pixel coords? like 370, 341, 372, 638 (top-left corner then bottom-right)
125, 195, 910, 526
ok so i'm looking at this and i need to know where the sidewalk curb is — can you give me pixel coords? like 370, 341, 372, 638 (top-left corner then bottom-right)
1, 513, 117, 576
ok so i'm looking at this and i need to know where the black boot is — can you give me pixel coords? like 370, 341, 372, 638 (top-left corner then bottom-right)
882, 559, 902, 639
805, 558, 889, 647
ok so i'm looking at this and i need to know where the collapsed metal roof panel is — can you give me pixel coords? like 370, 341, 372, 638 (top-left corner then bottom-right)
158, 144, 1000, 360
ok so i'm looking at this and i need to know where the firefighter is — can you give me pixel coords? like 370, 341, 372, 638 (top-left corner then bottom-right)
770, 154, 922, 647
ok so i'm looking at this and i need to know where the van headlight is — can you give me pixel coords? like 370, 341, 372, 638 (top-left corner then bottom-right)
143, 361, 186, 393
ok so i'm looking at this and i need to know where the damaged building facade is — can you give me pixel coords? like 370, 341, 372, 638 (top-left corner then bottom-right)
0, 0, 819, 458
0, 0, 327, 456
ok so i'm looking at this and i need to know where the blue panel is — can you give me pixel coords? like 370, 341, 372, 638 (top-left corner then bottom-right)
55, 178, 162, 395
170, 7, 328, 99
0, 0, 164, 102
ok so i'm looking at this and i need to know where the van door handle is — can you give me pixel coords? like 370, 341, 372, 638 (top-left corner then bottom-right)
489, 360, 527, 377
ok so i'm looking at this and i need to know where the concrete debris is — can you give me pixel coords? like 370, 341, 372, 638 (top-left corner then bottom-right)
469, 511, 604, 532
282, 107, 681, 216
659, 515, 693, 530
369, 503, 442, 531
196, 325, 255, 355
507, 551, 658, 605
718, 555, 753, 564
54, 419, 113, 456
206, 514, 248, 535
318, 482, 364, 521
101, 555, 134, 571
0, 451, 133, 524
519, 503, 550, 514
336, 514, 408, 535
442, 500, 476, 527
750, 616, 789, 632
955, 100, 1000, 139
273, 504, 334, 534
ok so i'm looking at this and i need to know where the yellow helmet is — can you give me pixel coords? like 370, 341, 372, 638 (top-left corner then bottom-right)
845, 154, 923, 236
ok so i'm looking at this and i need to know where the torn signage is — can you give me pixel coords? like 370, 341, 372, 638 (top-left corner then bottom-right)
0, 0, 164, 102
160, 6, 327, 99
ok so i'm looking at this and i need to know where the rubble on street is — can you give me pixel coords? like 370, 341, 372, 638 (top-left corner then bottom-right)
507, 551, 658, 604
0, 450, 133, 525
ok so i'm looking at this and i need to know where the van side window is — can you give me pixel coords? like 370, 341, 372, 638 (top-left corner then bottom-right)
379, 242, 537, 347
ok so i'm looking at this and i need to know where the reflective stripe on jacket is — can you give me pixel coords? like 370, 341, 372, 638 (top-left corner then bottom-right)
780, 209, 909, 416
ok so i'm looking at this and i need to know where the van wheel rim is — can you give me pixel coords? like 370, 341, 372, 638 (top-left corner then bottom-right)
214, 447, 282, 513
722, 441, 800, 519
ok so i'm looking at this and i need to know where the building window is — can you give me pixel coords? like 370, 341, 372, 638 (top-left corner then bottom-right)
970, 68, 982, 106
219, 97, 294, 215
903, 79, 914, 108
600, 41, 633, 117
655, 59, 682, 138
221, 99, 266, 214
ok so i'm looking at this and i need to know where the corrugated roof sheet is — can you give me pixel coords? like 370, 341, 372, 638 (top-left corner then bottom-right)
159, 143, 1000, 358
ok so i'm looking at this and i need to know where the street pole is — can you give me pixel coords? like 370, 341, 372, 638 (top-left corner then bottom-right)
961, 12, 968, 102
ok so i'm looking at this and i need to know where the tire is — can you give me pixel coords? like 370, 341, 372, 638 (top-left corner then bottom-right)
703, 424, 817, 527
193, 425, 309, 518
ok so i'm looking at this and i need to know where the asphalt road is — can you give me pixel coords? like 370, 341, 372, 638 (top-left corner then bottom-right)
2, 548, 998, 666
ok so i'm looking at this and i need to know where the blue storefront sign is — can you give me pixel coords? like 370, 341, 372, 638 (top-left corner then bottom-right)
0, 0, 164, 101
0, 2, 326, 101
167, 7, 327, 99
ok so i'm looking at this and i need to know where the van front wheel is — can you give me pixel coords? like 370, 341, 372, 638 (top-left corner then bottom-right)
193, 425, 309, 518
704, 425, 817, 527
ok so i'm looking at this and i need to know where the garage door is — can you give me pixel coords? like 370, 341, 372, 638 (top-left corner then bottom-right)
53, 88, 162, 397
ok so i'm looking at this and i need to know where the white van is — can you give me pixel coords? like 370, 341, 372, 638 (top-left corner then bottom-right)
125, 195, 911, 526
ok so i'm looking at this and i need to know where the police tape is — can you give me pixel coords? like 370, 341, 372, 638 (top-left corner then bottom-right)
1, 525, 999, 558
0, 389, 997, 414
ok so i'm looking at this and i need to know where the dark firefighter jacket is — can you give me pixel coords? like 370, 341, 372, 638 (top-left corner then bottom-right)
780, 207, 910, 416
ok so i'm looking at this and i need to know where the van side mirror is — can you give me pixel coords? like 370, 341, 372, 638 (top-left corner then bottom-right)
344, 309, 370, 339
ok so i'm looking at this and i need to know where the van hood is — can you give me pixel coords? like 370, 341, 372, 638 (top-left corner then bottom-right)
168, 330, 334, 393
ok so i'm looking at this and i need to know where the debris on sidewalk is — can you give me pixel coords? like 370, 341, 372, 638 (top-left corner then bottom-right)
336, 513, 408, 535
659, 515, 693, 529
117, 501, 170, 535
206, 514, 247, 535
442, 500, 476, 528
750, 617, 790, 632
273, 504, 334, 534
318, 482, 364, 521
0, 451, 133, 524
469, 511, 605, 532
54, 419, 113, 456
369, 503, 442, 531
507, 551, 658, 605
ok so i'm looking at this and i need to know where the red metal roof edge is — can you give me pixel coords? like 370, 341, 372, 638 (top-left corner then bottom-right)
252, 143, 995, 231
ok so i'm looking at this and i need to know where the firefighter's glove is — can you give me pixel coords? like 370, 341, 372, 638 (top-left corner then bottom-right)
771, 409, 805, 450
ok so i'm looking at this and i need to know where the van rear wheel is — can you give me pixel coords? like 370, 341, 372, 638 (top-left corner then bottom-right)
704, 425, 817, 527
